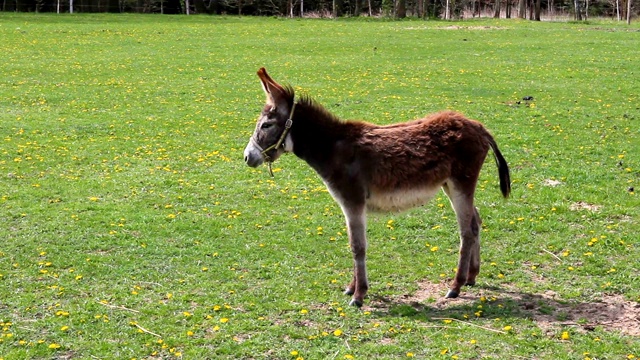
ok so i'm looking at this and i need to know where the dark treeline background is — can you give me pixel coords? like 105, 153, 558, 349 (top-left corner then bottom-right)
1, 0, 635, 22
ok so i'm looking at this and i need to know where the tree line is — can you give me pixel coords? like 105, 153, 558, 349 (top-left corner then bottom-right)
1, 0, 634, 23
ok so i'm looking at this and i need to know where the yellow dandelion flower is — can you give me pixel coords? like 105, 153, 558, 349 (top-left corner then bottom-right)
220, 318, 229, 323
291, 350, 299, 356
561, 331, 570, 340
503, 325, 513, 331
333, 329, 343, 336
48, 343, 61, 349
406, 352, 415, 357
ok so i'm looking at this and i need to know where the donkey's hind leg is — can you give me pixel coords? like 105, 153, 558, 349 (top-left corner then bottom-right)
442, 182, 480, 298
465, 207, 482, 286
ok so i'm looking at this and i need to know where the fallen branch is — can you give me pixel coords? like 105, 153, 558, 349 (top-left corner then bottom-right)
131, 322, 162, 338
431, 317, 507, 334
541, 248, 563, 263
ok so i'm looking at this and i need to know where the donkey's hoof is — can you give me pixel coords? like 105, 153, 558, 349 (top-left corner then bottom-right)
344, 288, 355, 296
348, 298, 363, 307
445, 290, 459, 298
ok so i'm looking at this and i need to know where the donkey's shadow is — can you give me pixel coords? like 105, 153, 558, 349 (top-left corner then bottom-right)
365, 283, 639, 336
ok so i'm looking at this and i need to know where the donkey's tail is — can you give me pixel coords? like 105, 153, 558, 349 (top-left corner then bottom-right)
487, 135, 511, 198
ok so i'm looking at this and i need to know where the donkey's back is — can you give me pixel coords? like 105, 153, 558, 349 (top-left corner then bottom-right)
349, 111, 507, 212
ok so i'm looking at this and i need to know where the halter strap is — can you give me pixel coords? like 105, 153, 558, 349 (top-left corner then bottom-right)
253, 100, 296, 177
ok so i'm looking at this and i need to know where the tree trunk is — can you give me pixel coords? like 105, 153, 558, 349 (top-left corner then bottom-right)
534, 0, 540, 19
517, 0, 525, 17
506, 0, 511, 17
396, 0, 406, 17
627, 0, 632, 24
332, 0, 343, 17
574, 0, 582, 20
586, 0, 589, 20
493, 0, 500, 17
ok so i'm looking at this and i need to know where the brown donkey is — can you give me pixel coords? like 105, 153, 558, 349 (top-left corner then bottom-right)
244, 68, 511, 307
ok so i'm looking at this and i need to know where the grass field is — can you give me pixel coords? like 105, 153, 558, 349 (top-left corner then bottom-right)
0, 13, 639, 359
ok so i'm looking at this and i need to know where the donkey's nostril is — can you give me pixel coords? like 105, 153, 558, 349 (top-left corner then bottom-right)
244, 155, 249, 163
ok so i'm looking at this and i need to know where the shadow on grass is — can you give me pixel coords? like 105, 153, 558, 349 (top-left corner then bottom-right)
366, 282, 640, 336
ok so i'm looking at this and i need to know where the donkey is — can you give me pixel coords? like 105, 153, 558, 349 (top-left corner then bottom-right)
244, 68, 511, 307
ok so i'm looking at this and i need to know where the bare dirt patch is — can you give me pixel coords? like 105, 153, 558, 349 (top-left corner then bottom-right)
367, 281, 640, 336
542, 179, 564, 187
570, 201, 603, 212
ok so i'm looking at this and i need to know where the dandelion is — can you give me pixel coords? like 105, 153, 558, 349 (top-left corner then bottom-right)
48, 343, 62, 349
291, 350, 299, 356
186, 331, 194, 336
406, 352, 415, 357
561, 331, 570, 340
60, 326, 69, 331
333, 329, 343, 336
220, 318, 229, 323
503, 325, 513, 331
300, 309, 308, 314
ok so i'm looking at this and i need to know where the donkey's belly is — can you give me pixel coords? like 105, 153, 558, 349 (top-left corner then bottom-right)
366, 186, 440, 213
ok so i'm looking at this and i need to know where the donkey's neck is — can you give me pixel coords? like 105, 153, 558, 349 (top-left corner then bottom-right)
289, 100, 355, 171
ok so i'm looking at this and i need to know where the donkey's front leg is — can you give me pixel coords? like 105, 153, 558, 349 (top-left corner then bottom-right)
342, 204, 368, 307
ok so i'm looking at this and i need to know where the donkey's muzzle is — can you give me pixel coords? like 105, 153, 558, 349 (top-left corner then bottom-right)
244, 143, 264, 168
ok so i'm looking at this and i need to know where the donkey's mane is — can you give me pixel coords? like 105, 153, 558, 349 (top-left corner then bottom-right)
284, 85, 345, 126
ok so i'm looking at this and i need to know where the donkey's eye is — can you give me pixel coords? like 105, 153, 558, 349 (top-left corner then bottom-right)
261, 123, 274, 130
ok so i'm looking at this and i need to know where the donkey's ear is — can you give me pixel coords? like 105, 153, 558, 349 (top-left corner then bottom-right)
257, 68, 287, 109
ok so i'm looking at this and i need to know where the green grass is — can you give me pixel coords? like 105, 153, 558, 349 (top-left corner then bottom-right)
1, 13, 639, 359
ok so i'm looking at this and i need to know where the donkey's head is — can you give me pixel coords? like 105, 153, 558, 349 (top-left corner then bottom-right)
243, 68, 296, 170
